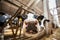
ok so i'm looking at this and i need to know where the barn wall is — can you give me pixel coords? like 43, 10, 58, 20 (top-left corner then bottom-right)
0, 5, 1, 11
56, 0, 60, 24
1, 0, 43, 15
0, 1, 1, 11
1, 1, 18, 15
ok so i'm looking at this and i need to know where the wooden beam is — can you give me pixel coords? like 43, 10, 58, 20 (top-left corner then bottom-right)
21, 0, 35, 13
27, 0, 35, 7
4, 0, 33, 13
35, 7, 43, 13
35, 0, 40, 5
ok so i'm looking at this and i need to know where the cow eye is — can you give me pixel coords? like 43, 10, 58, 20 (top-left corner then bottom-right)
35, 22, 37, 25
25, 22, 28, 25
34, 21, 37, 25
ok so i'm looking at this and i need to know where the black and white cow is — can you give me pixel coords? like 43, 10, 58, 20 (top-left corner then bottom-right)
20, 13, 50, 37
0, 12, 49, 37
0, 12, 11, 33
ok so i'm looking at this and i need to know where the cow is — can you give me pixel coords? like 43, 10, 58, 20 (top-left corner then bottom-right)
20, 13, 50, 38
0, 12, 50, 39
0, 12, 11, 33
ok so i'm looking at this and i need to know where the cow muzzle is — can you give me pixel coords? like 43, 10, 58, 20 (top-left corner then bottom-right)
26, 22, 38, 34
25, 22, 38, 34
22, 21, 45, 39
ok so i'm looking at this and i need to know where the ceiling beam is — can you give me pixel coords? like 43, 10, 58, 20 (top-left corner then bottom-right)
33, 0, 41, 6
4, 0, 33, 13
27, 0, 35, 7
35, 7, 43, 13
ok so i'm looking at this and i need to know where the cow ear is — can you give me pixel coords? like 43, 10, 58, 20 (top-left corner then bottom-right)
37, 15, 44, 20
22, 14, 27, 19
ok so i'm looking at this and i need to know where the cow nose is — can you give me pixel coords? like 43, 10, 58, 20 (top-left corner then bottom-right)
34, 21, 38, 25
26, 22, 38, 34
25, 22, 28, 25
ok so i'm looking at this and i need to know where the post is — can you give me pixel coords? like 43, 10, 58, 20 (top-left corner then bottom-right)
43, 0, 51, 35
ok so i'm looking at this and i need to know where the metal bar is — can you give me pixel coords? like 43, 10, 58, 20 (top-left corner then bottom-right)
11, 6, 23, 38
3, 6, 23, 39
14, 7, 23, 37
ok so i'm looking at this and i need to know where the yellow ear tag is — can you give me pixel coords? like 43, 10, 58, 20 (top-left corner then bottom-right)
19, 18, 22, 22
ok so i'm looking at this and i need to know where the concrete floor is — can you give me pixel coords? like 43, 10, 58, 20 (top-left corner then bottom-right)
40, 28, 60, 40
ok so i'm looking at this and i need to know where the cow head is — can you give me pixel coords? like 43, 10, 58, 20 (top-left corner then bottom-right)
20, 13, 50, 37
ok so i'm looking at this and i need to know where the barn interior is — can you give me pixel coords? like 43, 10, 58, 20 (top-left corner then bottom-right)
0, 0, 60, 40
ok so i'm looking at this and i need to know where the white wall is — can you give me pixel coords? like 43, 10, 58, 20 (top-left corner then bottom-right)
48, 0, 60, 27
